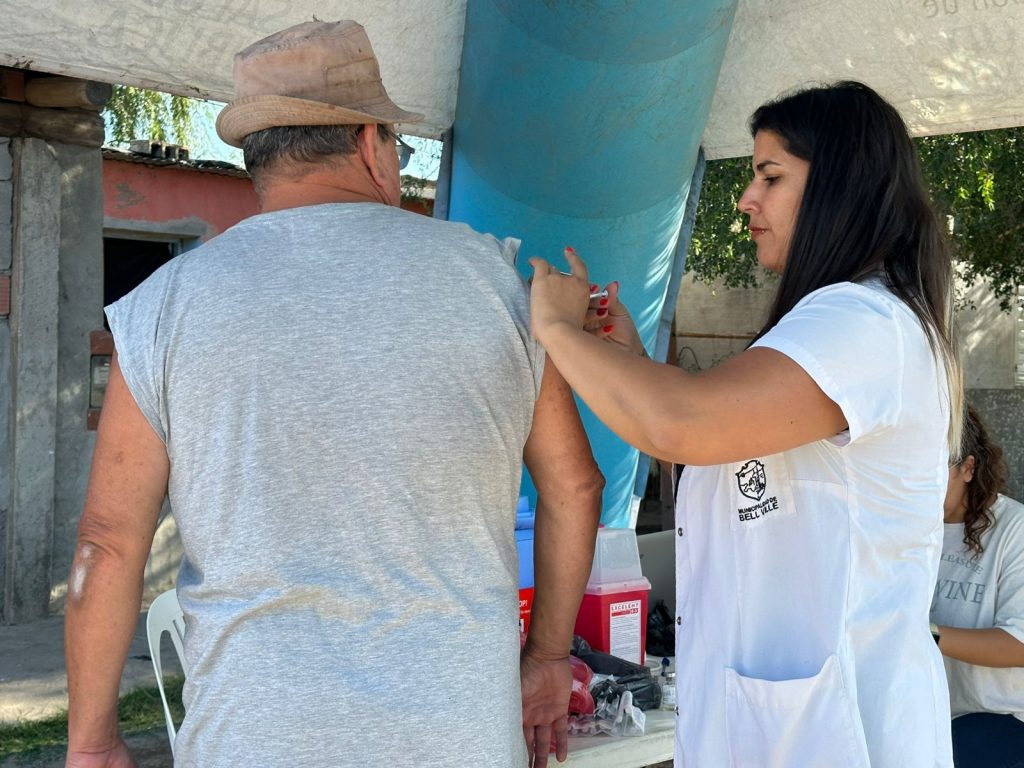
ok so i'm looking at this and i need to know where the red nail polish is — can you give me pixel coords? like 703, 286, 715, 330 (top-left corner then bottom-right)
596, 308, 608, 317
599, 298, 609, 307
566, 246, 576, 254
590, 284, 598, 292
603, 325, 614, 333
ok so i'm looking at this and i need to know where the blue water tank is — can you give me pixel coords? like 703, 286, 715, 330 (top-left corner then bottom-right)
450, 0, 740, 527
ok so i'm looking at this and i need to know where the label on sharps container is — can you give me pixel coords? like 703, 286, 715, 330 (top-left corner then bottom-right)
609, 599, 643, 664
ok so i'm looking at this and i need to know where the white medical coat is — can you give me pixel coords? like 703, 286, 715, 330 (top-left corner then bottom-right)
674, 280, 953, 767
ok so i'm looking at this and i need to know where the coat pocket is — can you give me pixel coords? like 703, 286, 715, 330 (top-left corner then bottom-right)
724, 655, 869, 768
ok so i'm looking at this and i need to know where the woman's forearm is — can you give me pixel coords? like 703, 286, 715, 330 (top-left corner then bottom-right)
938, 626, 1024, 668
539, 321, 848, 466
540, 322, 692, 461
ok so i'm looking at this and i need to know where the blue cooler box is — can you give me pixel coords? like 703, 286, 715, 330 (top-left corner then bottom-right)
515, 496, 535, 589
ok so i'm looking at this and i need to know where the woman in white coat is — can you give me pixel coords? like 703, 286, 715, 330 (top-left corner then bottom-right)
529, 82, 962, 767
931, 405, 1024, 767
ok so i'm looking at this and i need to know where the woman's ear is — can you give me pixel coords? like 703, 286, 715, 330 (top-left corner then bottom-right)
961, 455, 976, 483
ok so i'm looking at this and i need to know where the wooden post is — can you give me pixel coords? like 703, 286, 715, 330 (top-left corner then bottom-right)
24, 77, 112, 111
0, 68, 25, 102
0, 102, 105, 147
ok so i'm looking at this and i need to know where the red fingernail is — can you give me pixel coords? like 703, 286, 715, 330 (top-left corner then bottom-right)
590, 284, 598, 292
596, 308, 608, 317
599, 298, 609, 307
603, 325, 614, 333
566, 246, 576, 254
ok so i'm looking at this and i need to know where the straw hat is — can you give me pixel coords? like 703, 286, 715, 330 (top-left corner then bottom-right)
216, 20, 423, 148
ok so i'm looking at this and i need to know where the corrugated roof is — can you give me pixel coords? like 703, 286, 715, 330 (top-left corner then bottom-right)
102, 147, 249, 179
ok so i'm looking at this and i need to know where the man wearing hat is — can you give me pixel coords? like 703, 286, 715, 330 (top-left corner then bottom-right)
64, 20, 603, 768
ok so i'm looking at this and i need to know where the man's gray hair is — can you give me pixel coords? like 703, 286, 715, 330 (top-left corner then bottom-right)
242, 124, 390, 173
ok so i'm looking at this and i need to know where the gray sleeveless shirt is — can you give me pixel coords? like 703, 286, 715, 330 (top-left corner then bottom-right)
106, 203, 541, 767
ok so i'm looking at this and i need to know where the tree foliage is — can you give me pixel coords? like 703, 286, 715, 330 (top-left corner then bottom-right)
918, 128, 1024, 311
105, 85, 211, 149
687, 156, 758, 290
689, 127, 1024, 311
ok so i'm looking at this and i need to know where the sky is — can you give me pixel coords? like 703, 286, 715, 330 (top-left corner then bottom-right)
401, 135, 443, 180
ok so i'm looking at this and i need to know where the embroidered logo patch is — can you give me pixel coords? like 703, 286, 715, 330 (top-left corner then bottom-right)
735, 460, 767, 501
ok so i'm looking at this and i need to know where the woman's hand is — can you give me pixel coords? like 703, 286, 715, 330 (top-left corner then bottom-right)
528, 247, 592, 344
584, 280, 647, 358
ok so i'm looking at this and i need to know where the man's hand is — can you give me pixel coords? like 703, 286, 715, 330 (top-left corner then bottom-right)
520, 649, 572, 768
65, 736, 137, 768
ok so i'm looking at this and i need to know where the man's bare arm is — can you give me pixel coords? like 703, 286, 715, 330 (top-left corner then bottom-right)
520, 360, 604, 766
65, 353, 169, 763
524, 361, 604, 658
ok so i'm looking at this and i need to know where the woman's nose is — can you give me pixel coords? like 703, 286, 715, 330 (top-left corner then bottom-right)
737, 183, 758, 215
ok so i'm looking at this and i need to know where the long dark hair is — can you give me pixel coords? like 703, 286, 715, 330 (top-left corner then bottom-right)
955, 405, 1007, 557
749, 81, 962, 449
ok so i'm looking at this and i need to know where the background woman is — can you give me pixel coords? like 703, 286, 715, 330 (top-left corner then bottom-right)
528, 81, 962, 766
932, 405, 1024, 768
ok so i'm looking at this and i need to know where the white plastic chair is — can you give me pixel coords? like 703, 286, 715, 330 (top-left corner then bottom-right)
146, 588, 189, 755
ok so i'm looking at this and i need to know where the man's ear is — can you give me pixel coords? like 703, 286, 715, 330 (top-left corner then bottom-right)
356, 123, 389, 188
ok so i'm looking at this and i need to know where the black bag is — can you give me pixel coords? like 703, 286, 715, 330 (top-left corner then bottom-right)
571, 635, 641, 676
645, 599, 675, 658
570, 636, 662, 711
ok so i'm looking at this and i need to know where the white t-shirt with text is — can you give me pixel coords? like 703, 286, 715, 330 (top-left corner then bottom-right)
931, 494, 1024, 721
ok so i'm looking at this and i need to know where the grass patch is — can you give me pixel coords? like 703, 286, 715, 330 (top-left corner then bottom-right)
0, 677, 184, 757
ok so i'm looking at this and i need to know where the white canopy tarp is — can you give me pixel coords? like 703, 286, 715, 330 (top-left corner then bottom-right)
705, 0, 1024, 157
0, 1, 466, 139
2, 0, 1023, 157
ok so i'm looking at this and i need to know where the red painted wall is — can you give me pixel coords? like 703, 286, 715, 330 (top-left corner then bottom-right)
103, 155, 433, 240
103, 157, 259, 241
